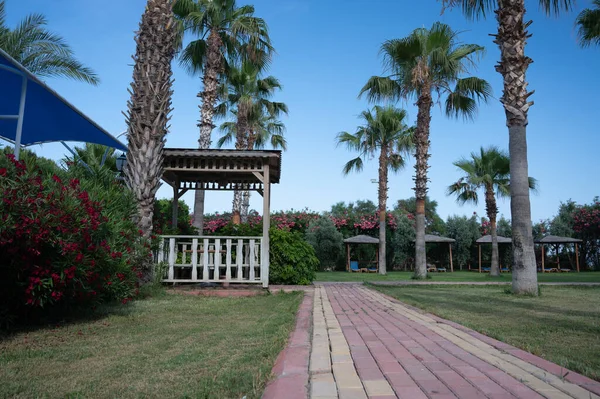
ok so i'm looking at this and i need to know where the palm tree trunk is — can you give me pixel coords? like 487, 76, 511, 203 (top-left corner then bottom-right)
232, 103, 249, 225
192, 29, 224, 232
413, 85, 433, 279
240, 132, 257, 223
124, 0, 176, 282
494, 0, 537, 294
378, 145, 388, 275
485, 186, 500, 276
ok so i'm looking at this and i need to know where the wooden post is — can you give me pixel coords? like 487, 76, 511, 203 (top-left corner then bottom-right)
556, 244, 560, 270
478, 244, 482, 273
191, 238, 198, 281
449, 244, 454, 273
262, 163, 271, 288
575, 243, 580, 272
168, 238, 176, 281
346, 243, 350, 272
172, 181, 179, 231
541, 244, 545, 272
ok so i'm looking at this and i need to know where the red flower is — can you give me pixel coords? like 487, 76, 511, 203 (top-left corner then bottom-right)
0, 168, 7, 177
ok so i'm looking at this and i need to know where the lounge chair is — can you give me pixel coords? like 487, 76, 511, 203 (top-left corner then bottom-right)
350, 261, 361, 273
500, 267, 509, 273
482, 267, 491, 272
367, 265, 378, 273
437, 267, 447, 273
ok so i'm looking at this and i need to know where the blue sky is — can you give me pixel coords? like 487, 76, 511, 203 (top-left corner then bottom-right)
4, 0, 599, 223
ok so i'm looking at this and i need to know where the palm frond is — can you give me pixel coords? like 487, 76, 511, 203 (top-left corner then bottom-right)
358, 76, 404, 103
576, 0, 600, 47
342, 157, 364, 175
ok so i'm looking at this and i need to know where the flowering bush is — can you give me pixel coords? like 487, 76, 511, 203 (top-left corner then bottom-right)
0, 151, 144, 324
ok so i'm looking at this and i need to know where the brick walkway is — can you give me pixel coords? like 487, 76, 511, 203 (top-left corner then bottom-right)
308, 284, 600, 399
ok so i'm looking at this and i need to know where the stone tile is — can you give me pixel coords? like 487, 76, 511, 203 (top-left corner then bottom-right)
311, 373, 337, 397
338, 387, 368, 399
362, 380, 395, 396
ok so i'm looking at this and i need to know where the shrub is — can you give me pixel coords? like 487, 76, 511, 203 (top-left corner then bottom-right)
0, 151, 145, 324
305, 217, 343, 271
269, 228, 318, 285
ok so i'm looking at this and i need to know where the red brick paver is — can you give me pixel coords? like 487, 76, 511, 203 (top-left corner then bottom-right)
263, 290, 313, 399
318, 284, 600, 399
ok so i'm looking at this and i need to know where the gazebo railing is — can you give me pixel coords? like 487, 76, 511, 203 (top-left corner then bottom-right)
157, 235, 264, 284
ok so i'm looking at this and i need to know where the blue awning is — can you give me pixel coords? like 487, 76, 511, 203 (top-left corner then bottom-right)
0, 48, 127, 156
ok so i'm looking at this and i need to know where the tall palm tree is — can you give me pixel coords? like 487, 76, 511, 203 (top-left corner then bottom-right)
336, 105, 415, 275
173, 0, 272, 233
447, 147, 537, 276
0, 0, 98, 84
442, 0, 573, 295
217, 108, 287, 221
577, 0, 600, 47
360, 22, 491, 279
215, 61, 287, 223
124, 0, 177, 278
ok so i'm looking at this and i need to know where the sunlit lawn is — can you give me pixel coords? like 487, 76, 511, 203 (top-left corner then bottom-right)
315, 270, 600, 283
0, 290, 303, 399
372, 284, 600, 381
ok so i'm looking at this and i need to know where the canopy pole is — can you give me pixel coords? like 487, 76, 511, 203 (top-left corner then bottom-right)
575, 243, 580, 272
478, 244, 482, 273
14, 76, 28, 161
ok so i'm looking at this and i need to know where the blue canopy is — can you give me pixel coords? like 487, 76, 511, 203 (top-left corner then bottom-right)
0, 48, 127, 157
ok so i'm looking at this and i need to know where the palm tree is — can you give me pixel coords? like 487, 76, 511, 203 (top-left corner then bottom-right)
217, 108, 287, 221
360, 22, 491, 279
577, 0, 600, 47
447, 147, 537, 276
442, 0, 572, 295
215, 61, 287, 223
173, 0, 272, 233
336, 105, 415, 275
124, 0, 177, 284
0, 0, 98, 84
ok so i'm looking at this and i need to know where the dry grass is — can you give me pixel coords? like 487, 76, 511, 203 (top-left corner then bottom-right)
0, 290, 303, 399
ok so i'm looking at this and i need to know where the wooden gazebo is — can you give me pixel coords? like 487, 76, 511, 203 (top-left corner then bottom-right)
535, 235, 582, 272
475, 235, 512, 273
344, 235, 379, 272
158, 148, 281, 287
415, 234, 456, 272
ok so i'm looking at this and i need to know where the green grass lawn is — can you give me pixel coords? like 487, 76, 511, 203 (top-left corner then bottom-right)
371, 284, 600, 381
0, 290, 303, 399
315, 270, 600, 283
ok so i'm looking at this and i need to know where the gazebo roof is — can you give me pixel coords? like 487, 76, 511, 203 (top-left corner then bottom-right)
344, 235, 379, 244
420, 234, 456, 243
535, 235, 582, 244
162, 148, 281, 192
476, 235, 512, 244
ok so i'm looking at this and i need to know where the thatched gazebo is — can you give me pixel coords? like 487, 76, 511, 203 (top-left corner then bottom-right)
344, 235, 379, 272
414, 234, 456, 272
475, 235, 512, 273
535, 235, 583, 272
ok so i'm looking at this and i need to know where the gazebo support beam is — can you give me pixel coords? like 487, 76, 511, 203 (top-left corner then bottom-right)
478, 244, 482, 273
346, 243, 350, 272
449, 243, 453, 273
576, 243, 580, 272
262, 163, 271, 288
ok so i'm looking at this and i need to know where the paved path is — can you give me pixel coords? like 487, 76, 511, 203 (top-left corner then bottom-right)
308, 284, 600, 399
369, 282, 600, 286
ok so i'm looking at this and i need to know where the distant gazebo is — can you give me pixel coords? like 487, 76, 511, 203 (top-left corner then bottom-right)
344, 235, 379, 272
414, 234, 456, 272
535, 235, 582, 272
475, 235, 512, 273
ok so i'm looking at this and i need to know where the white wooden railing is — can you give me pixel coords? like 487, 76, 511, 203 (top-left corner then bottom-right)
157, 236, 265, 285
